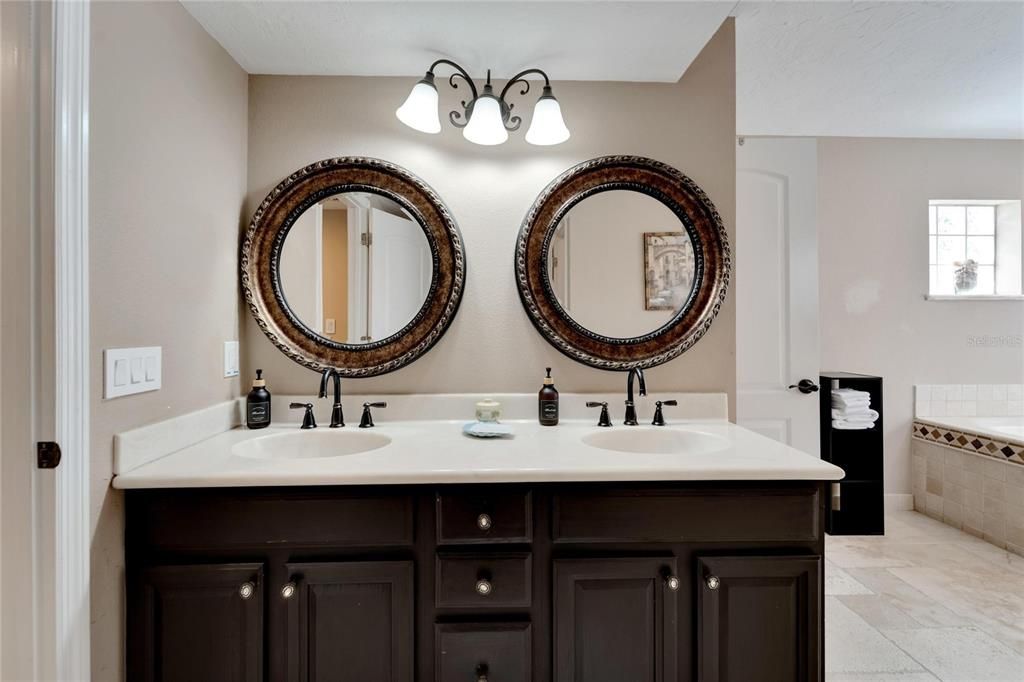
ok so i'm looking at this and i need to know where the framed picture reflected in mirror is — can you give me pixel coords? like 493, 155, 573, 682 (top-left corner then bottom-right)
643, 231, 695, 311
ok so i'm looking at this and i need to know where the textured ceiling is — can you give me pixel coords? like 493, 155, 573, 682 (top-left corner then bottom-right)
736, 1, 1024, 139
180, 1, 733, 82
182, 1, 1024, 139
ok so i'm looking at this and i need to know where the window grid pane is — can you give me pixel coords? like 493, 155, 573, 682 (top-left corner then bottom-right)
928, 201, 1016, 296
967, 206, 996, 235
937, 205, 966, 235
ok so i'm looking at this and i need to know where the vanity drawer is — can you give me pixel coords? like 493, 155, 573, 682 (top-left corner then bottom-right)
435, 552, 532, 609
552, 484, 822, 543
436, 488, 532, 544
435, 622, 532, 682
128, 489, 415, 550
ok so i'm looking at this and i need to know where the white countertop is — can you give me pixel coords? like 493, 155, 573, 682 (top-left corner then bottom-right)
112, 418, 844, 489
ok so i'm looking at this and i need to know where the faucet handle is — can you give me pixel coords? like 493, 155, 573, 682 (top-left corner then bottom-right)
359, 402, 387, 429
289, 402, 317, 429
586, 401, 612, 427
651, 400, 678, 426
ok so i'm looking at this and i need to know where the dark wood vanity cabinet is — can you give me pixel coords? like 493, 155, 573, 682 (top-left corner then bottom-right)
130, 562, 264, 682
126, 482, 826, 682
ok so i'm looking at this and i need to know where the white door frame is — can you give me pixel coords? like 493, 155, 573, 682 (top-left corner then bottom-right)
53, 1, 92, 679
3, 2, 91, 677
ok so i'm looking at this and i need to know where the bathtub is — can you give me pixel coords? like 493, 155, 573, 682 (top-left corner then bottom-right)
919, 416, 1024, 445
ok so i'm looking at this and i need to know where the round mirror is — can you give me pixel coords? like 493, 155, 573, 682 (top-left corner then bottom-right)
516, 155, 729, 370
243, 157, 465, 377
278, 191, 433, 345
547, 189, 697, 339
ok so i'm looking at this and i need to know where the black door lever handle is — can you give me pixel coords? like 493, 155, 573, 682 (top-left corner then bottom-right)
788, 379, 820, 394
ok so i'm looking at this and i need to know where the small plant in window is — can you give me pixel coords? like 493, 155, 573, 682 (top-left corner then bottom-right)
953, 259, 978, 294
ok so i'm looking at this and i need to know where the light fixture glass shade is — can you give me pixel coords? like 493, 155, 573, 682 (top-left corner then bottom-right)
462, 95, 509, 146
396, 78, 441, 134
525, 93, 570, 146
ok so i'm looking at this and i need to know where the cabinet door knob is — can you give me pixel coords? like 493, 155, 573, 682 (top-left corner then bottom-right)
705, 575, 721, 590
281, 581, 296, 599
476, 513, 492, 531
238, 581, 256, 600
665, 575, 680, 591
475, 579, 493, 596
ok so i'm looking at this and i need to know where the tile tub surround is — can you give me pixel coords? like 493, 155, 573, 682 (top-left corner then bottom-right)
915, 384, 1024, 419
912, 418, 1024, 466
911, 438, 1024, 557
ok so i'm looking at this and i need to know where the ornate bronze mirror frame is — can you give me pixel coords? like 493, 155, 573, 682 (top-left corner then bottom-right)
242, 157, 466, 376
514, 155, 730, 370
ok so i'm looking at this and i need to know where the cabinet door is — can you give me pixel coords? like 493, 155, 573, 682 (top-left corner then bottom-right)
698, 555, 822, 682
131, 562, 263, 682
554, 557, 678, 682
284, 561, 414, 682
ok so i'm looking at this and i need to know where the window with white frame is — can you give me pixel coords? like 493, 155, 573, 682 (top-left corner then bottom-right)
928, 200, 1022, 298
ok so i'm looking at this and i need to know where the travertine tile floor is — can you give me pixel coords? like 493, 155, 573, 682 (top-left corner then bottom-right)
826, 511, 1024, 681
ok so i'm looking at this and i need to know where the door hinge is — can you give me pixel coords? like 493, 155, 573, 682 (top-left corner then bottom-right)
361, 232, 372, 247
37, 441, 62, 469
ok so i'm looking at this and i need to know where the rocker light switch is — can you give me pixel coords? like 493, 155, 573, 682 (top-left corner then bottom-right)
104, 347, 161, 399
113, 359, 129, 387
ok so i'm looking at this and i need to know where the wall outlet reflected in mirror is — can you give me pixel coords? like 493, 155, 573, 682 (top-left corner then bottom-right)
223, 341, 239, 378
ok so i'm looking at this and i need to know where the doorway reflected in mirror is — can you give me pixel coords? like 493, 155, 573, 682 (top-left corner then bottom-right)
279, 191, 432, 345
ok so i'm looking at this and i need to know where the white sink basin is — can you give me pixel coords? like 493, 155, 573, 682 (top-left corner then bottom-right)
582, 427, 729, 455
232, 429, 391, 460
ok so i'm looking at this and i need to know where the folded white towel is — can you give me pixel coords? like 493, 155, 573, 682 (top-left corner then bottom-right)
831, 408, 879, 422
833, 388, 870, 399
832, 388, 869, 402
832, 420, 875, 430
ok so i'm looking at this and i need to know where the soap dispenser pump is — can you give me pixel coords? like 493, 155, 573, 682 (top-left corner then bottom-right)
538, 367, 559, 426
246, 369, 271, 429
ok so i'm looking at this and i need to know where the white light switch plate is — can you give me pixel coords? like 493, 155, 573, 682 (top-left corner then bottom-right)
104, 347, 161, 398
223, 341, 240, 378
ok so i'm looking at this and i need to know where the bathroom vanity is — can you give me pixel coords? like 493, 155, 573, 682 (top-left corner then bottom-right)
117, 420, 842, 682
115, 154, 842, 681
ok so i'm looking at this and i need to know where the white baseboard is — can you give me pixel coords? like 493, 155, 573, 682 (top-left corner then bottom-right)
885, 493, 914, 512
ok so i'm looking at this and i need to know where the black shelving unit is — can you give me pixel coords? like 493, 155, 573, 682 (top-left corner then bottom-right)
820, 372, 884, 535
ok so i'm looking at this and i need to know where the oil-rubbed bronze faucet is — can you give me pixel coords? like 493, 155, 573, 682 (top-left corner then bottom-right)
624, 367, 647, 425
318, 369, 345, 428
358, 402, 388, 428
651, 400, 678, 426
289, 402, 317, 429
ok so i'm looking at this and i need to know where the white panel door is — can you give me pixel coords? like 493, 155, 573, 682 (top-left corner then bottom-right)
737, 137, 820, 455
368, 208, 431, 342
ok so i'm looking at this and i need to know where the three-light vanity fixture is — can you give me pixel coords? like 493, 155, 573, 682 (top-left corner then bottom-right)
396, 59, 570, 146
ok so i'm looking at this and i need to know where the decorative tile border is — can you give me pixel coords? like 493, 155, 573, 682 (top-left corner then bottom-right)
912, 420, 1024, 466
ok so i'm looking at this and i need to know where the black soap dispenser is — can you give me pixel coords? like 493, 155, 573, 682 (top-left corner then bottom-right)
539, 367, 559, 426
246, 369, 271, 429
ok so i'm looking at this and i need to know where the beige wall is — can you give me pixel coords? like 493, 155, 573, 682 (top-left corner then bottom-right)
89, 2, 248, 678
244, 21, 737, 407
818, 138, 1024, 495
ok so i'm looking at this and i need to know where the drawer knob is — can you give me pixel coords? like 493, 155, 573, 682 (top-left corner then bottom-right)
476, 513, 493, 531
665, 575, 680, 591
706, 575, 721, 591
477, 663, 489, 682
281, 582, 296, 599
475, 579, 493, 596
238, 581, 256, 600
